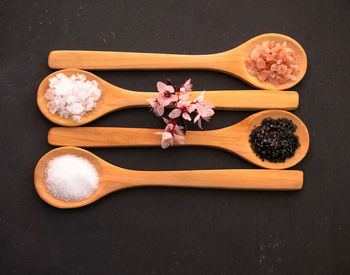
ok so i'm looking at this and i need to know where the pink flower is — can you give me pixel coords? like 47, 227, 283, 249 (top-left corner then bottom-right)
158, 131, 173, 149
156, 119, 184, 149
168, 100, 196, 121
179, 79, 192, 92
157, 81, 177, 106
149, 78, 215, 148
179, 91, 189, 100
179, 79, 192, 100
193, 92, 215, 129
146, 98, 164, 116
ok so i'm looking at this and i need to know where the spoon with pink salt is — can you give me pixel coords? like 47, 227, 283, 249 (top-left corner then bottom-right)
48, 33, 307, 90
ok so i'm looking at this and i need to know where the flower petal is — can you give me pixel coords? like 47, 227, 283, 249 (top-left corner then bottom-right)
194, 91, 204, 102
154, 105, 164, 116
165, 123, 174, 132
158, 94, 177, 106
173, 134, 185, 144
169, 108, 182, 118
170, 94, 178, 102
196, 102, 214, 118
179, 92, 189, 100
157, 95, 171, 106
146, 98, 156, 107
187, 104, 196, 113
204, 101, 215, 109
194, 114, 200, 123
157, 81, 166, 92
173, 124, 183, 136
166, 85, 175, 93
176, 100, 185, 108
162, 131, 172, 139
161, 139, 171, 149
177, 100, 191, 108
161, 132, 173, 149
194, 114, 203, 129
184, 79, 192, 91
204, 108, 214, 117
182, 112, 191, 121
197, 117, 202, 129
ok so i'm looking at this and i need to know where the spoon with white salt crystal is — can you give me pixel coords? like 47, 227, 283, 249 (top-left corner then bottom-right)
48, 33, 307, 90
34, 147, 303, 209
37, 69, 299, 126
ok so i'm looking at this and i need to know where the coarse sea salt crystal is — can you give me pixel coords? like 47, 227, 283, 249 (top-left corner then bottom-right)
45, 155, 99, 202
45, 73, 101, 121
246, 40, 299, 84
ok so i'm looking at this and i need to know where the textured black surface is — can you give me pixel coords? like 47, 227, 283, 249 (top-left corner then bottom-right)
249, 118, 300, 163
0, 0, 349, 274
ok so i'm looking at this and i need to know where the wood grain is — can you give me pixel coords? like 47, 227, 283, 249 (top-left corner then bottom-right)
34, 147, 303, 208
48, 110, 310, 170
48, 33, 307, 90
37, 69, 299, 126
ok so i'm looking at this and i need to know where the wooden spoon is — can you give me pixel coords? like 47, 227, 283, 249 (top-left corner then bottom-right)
38, 68, 299, 126
48, 110, 309, 169
34, 147, 303, 208
48, 33, 307, 90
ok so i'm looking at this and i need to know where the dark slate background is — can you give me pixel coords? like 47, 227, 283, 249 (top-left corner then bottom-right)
1, 0, 349, 274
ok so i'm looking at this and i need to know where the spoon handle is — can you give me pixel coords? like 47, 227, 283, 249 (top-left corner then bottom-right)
48, 127, 220, 147
49, 50, 221, 70
116, 90, 299, 110
126, 169, 303, 191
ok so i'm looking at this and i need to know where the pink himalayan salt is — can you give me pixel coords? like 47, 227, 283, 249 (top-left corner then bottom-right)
246, 41, 299, 84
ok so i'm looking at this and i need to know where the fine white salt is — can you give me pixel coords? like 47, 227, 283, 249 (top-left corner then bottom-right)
45, 73, 101, 121
45, 155, 99, 201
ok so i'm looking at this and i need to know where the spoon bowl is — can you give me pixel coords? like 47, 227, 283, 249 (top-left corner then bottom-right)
35, 147, 304, 208
223, 109, 309, 169
37, 68, 300, 126
37, 69, 140, 127
48, 33, 307, 90
34, 147, 109, 208
48, 110, 310, 169
221, 33, 308, 90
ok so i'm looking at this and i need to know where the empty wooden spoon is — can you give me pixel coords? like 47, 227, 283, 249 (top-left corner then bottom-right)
37, 68, 299, 126
34, 147, 303, 208
48, 33, 307, 90
48, 110, 309, 169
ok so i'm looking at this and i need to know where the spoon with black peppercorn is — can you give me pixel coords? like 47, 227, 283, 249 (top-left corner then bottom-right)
35, 147, 303, 208
48, 33, 307, 90
48, 110, 309, 169
37, 69, 299, 126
